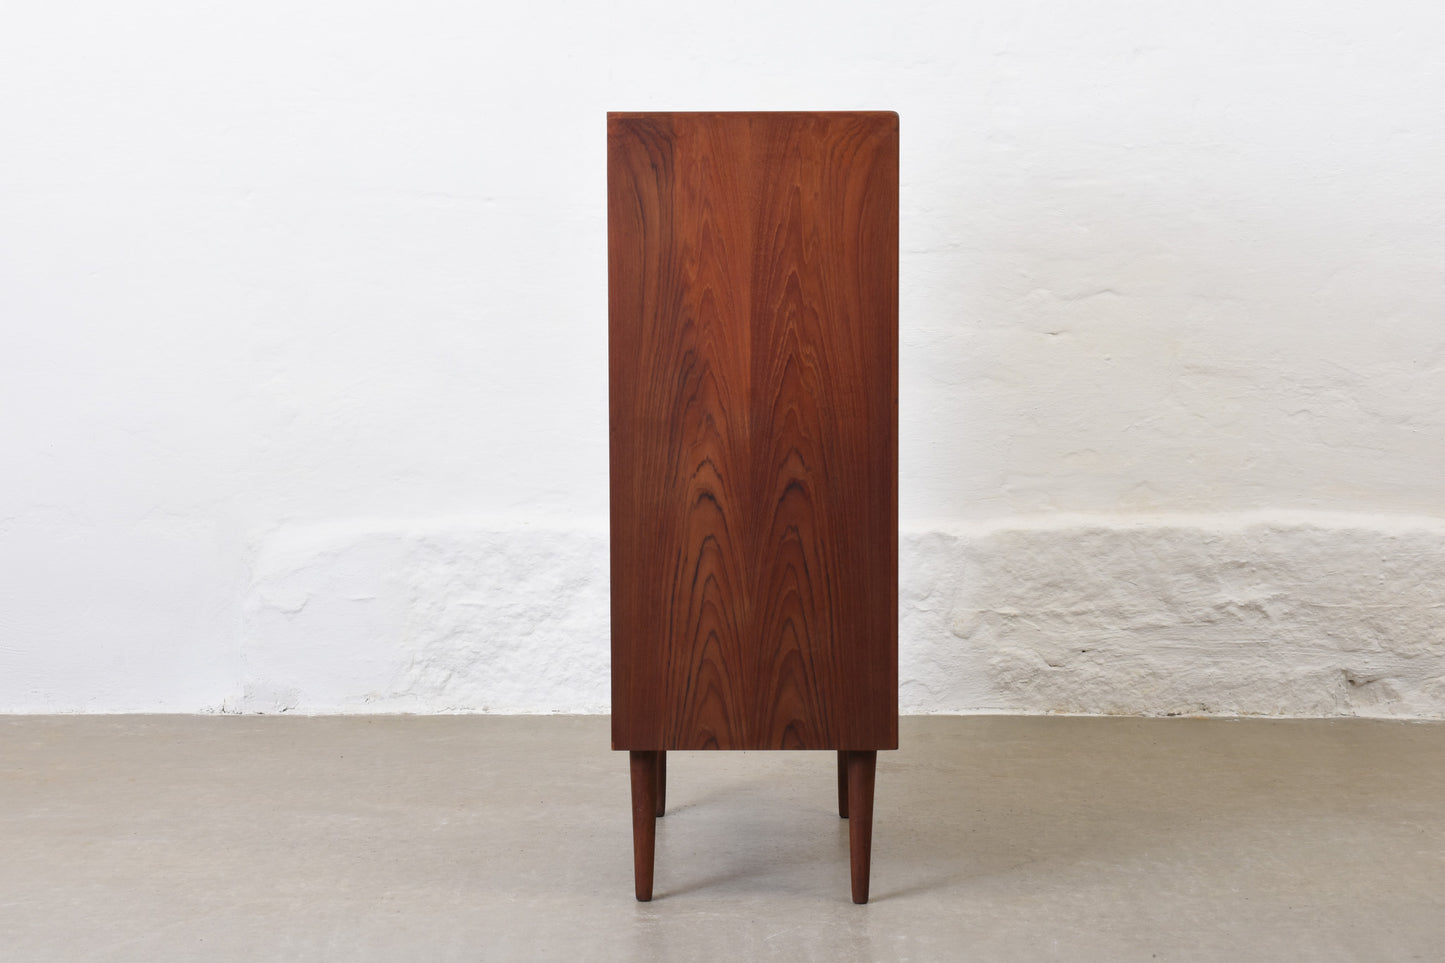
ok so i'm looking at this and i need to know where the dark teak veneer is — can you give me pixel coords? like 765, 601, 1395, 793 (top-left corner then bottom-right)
608, 111, 898, 903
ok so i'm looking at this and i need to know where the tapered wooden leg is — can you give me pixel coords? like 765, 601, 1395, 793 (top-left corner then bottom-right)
655, 751, 667, 817
629, 751, 659, 901
846, 750, 877, 904
837, 751, 849, 818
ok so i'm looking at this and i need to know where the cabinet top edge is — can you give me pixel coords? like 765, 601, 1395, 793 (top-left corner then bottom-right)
607, 110, 898, 121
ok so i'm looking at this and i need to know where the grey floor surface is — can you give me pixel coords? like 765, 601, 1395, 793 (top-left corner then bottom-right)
1, 715, 1442, 962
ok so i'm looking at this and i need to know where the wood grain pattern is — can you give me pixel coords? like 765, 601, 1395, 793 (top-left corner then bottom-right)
609, 112, 898, 752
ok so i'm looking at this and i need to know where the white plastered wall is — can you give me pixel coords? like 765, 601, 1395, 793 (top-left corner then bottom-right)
2, 1, 1442, 715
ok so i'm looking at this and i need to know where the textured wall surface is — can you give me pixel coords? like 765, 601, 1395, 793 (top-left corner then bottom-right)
233, 514, 1444, 718
903, 514, 1445, 718
3, 1, 1444, 714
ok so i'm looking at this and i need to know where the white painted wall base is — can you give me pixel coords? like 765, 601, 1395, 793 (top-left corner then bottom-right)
903, 513, 1445, 718
238, 513, 1445, 718
242, 518, 612, 715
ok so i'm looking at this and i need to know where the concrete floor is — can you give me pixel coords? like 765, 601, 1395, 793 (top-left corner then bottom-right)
1, 716, 1442, 962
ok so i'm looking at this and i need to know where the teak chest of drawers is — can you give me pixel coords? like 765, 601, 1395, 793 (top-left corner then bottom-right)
608, 110, 898, 903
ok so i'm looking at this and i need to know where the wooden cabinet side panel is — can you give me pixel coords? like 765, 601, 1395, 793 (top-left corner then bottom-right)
610, 112, 898, 751
609, 115, 756, 750
748, 114, 898, 750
